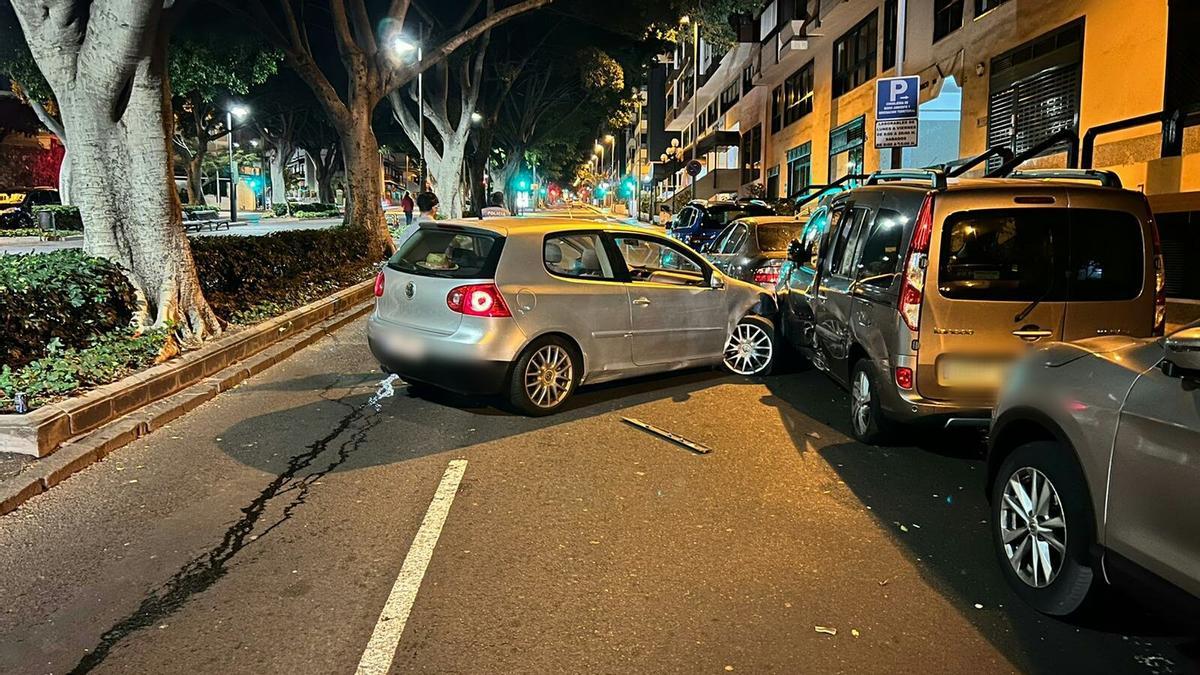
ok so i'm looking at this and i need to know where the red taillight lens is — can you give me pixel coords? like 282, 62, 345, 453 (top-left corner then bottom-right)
752, 261, 783, 287
374, 271, 385, 298
446, 283, 512, 317
899, 193, 935, 333
895, 366, 914, 390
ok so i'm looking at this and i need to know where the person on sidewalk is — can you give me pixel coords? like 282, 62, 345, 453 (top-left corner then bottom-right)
400, 191, 415, 226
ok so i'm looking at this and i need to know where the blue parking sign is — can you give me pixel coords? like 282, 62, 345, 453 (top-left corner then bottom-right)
875, 76, 919, 148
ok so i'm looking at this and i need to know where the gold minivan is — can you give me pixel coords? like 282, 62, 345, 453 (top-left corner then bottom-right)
778, 169, 1165, 443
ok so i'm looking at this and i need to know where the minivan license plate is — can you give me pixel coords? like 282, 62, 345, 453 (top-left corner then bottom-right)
938, 359, 1010, 388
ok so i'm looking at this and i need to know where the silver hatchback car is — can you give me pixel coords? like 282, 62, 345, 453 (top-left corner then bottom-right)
367, 219, 780, 415
988, 323, 1200, 616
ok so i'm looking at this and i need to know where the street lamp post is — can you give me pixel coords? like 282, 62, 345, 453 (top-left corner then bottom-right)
227, 104, 249, 222
392, 35, 425, 190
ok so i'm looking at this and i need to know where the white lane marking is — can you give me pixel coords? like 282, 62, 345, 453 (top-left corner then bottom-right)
355, 459, 468, 675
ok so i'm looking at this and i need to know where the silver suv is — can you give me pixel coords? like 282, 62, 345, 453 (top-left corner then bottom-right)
367, 219, 779, 415
988, 323, 1200, 616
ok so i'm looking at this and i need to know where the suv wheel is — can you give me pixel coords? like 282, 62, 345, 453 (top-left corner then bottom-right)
507, 336, 579, 416
723, 315, 777, 376
849, 359, 894, 444
991, 441, 1095, 616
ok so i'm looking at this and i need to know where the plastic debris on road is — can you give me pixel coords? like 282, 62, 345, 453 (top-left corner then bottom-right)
851, 629, 861, 638
368, 374, 400, 411
814, 626, 837, 636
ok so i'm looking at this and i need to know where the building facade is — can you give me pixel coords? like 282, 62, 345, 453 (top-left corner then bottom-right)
647, 0, 1200, 296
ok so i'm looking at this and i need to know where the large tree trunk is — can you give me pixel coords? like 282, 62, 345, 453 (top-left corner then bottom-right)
430, 132, 469, 218
183, 151, 206, 205
498, 151, 522, 215
18, 9, 222, 341
315, 151, 337, 204
269, 145, 291, 210
339, 101, 391, 260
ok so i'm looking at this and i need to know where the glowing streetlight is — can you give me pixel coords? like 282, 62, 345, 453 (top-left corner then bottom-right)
470, 111, 483, 124
227, 103, 251, 222
391, 37, 418, 56
391, 36, 426, 187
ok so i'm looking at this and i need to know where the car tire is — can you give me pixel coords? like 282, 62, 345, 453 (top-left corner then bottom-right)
849, 359, 896, 445
506, 336, 580, 417
723, 315, 778, 376
990, 441, 1096, 616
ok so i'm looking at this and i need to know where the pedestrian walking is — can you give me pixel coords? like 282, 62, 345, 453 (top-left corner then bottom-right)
401, 191, 415, 226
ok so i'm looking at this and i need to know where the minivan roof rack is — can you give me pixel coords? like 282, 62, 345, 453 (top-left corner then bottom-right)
985, 128, 1080, 177
1006, 169, 1123, 188
865, 168, 947, 190
940, 147, 1015, 177
789, 173, 868, 209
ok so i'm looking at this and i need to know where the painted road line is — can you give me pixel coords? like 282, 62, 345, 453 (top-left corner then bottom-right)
355, 459, 468, 675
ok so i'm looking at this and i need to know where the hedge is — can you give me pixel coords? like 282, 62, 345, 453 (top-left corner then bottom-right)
0, 250, 139, 370
190, 224, 377, 322
272, 201, 340, 217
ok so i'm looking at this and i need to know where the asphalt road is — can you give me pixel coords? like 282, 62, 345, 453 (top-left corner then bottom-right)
0, 321, 1196, 674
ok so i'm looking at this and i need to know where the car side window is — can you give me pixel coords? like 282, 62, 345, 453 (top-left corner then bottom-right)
612, 235, 707, 287
798, 208, 831, 271
855, 208, 906, 289
824, 206, 855, 276
710, 223, 737, 253
543, 233, 616, 280
721, 224, 749, 254
828, 208, 872, 278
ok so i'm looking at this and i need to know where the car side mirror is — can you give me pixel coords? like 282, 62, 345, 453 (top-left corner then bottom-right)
1163, 327, 1200, 377
787, 238, 812, 266
709, 273, 726, 290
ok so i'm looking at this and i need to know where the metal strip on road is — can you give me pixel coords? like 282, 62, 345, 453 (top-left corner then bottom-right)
622, 417, 713, 455
355, 459, 468, 675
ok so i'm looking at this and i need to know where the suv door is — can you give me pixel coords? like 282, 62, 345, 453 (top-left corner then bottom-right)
1060, 191, 1156, 340
813, 195, 878, 384
780, 204, 835, 347
609, 233, 726, 366
1107, 342, 1200, 598
917, 201, 1070, 402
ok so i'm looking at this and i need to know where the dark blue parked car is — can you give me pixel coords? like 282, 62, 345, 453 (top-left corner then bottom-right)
668, 198, 774, 249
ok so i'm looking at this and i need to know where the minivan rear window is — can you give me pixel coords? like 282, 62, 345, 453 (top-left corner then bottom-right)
387, 226, 503, 278
937, 208, 1144, 302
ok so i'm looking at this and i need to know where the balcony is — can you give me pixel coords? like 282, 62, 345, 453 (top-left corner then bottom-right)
690, 168, 742, 200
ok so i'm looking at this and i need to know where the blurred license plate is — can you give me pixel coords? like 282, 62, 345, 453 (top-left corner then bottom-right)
938, 359, 1010, 388
385, 332, 426, 358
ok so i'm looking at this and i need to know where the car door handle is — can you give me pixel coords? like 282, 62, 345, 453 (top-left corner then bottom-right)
633, 297, 652, 306
1012, 329, 1053, 341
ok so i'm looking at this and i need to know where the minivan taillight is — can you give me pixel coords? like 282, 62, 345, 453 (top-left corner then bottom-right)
899, 193, 935, 333
374, 271, 385, 298
446, 283, 512, 317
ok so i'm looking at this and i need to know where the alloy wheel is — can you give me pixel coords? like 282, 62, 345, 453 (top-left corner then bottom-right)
999, 467, 1068, 588
524, 344, 573, 409
851, 369, 872, 437
723, 322, 773, 375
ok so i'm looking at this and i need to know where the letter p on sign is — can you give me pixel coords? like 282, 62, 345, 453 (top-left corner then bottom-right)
889, 79, 907, 102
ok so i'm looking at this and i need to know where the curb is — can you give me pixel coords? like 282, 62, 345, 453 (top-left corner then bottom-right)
0, 290, 373, 516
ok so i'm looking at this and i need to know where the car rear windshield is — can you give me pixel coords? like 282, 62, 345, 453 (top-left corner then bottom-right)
937, 208, 1143, 301
387, 227, 504, 278
756, 224, 802, 251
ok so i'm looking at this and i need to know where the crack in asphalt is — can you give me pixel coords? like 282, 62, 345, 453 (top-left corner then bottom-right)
69, 375, 383, 673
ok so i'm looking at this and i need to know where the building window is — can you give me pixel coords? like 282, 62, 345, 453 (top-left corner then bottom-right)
720, 82, 740, 114
742, 64, 755, 95
771, 85, 785, 133
759, 0, 779, 38
883, 0, 898, 70
933, 0, 964, 42
766, 165, 780, 199
832, 12, 878, 97
828, 116, 865, 181
782, 61, 814, 126
975, 0, 1010, 15
786, 142, 812, 198
741, 125, 763, 185
706, 100, 719, 129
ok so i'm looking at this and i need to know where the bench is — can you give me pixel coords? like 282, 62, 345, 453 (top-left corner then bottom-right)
182, 208, 230, 232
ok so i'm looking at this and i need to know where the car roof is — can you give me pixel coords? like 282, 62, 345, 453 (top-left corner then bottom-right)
423, 217, 659, 238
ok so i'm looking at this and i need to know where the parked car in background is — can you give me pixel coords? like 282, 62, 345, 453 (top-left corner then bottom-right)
703, 216, 804, 289
777, 169, 1164, 443
0, 187, 60, 229
987, 323, 1200, 616
368, 219, 780, 416
669, 198, 775, 250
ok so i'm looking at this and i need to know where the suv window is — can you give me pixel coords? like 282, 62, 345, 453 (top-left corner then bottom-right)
828, 207, 871, 277
938, 209, 1067, 301
796, 206, 834, 271
544, 233, 615, 280
612, 235, 707, 286
388, 227, 503, 278
1067, 209, 1144, 301
855, 208, 906, 289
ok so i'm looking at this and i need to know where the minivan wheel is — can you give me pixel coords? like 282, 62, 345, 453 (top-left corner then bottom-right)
507, 336, 580, 416
991, 441, 1095, 616
849, 359, 894, 444
723, 315, 777, 376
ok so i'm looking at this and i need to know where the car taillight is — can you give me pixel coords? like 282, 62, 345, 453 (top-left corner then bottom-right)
752, 260, 783, 288
446, 283, 512, 317
895, 366, 914, 390
1147, 203, 1167, 336
374, 271, 385, 298
899, 193, 935, 333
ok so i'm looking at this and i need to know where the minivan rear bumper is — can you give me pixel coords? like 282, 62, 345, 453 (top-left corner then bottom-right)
878, 383, 992, 426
